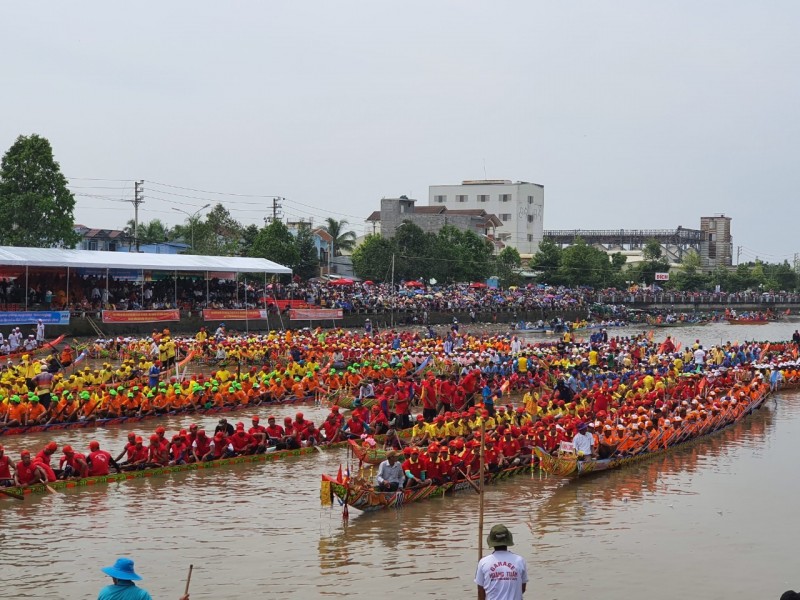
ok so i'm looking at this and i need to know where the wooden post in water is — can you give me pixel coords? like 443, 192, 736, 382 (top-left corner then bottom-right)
478, 420, 486, 560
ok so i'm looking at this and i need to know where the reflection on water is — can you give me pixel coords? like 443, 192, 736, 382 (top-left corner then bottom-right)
2, 389, 800, 599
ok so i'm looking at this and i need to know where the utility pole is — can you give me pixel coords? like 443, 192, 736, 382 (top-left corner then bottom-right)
133, 180, 144, 252
266, 197, 283, 223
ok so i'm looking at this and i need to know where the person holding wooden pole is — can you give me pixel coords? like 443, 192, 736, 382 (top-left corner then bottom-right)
474, 524, 529, 600
97, 557, 190, 600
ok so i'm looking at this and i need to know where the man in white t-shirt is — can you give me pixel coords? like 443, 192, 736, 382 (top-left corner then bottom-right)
693, 345, 706, 368
571, 422, 594, 458
475, 524, 528, 600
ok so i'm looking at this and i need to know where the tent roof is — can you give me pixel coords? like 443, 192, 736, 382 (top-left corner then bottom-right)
0, 246, 291, 274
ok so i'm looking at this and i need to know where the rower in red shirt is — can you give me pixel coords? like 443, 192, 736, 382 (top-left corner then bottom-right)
35, 441, 59, 467
281, 417, 300, 450
31, 457, 57, 482
115, 432, 138, 464
498, 430, 521, 467
60, 445, 89, 479
401, 447, 431, 488
87, 441, 114, 476
265, 416, 284, 445
320, 413, 343, 443
343, 414, 367, 439
15, 450, 49, 486
0, 445, 15, 485
148, 435, 169, 466
229, 423, 255, 455
129, 437, 149, 467
248, 416, 267, 449
192, 430, 212, 462
169, 436, 190, 465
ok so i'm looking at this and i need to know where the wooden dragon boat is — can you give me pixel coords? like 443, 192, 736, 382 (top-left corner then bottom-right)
1, 334, 66, 362
535, 386, 771, 478
0, 394, 317, 437
3, 428, 416, 500
727, 318, 770, 325
320, 465, 528, 513
347, 439, 387, 465
4, 444, 330, 498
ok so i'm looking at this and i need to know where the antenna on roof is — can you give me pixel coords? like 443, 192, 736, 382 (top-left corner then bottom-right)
483, 158, 487, 180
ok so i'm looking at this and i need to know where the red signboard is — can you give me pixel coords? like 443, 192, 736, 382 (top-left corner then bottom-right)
102, 309, 180, 323
289, 308, 343, 320
202, 309, 268, 321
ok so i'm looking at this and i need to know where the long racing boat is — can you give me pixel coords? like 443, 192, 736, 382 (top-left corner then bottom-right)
535, 384, 771, 478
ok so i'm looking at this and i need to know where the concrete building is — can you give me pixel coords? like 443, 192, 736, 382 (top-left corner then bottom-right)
74, 225, 189, 254
428, 180, 544, 255
699, 214, 733, 270
367, 197, 502, 248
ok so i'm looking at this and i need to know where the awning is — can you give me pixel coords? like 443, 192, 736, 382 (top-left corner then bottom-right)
0, 246, 291, 274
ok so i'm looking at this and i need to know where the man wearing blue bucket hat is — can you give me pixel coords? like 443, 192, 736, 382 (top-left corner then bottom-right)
98, 557, 190, 600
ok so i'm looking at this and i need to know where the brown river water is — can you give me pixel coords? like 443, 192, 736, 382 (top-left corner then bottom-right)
2, 322, 799, 599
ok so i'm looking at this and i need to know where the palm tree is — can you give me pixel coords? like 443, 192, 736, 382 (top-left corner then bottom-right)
322, 218, 357, 257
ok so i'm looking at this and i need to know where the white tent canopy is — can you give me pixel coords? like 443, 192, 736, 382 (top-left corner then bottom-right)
0, 246, 291, 274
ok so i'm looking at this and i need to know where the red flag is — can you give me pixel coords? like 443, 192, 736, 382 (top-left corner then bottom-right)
336, 464, 343, 483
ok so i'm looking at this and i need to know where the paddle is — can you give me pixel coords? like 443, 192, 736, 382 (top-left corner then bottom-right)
457, 468, 481, 494
184, 564, 193, 598
0, 488, 24, 501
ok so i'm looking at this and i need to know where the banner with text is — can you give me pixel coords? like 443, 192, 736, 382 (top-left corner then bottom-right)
202, 309, 269, 321
655, 272, 670, 281
0, 311, 71, 325
289, 308, 343, 320
102, 309, 180, 323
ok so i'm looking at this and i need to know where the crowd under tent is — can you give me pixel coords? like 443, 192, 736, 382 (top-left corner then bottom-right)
0, 246, 291, 310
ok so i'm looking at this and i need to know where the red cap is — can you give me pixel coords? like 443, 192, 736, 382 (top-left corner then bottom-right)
0, 445, 4, 452
128, 432, 137, 439
149, 434, 159, 442
45, 441, 58, 451
62, 445, 74, 454
89, 441, 100, 451
284, 417, 292, 423
331, 406, 339, 412
251, 416, 260, 422
189, 423, 198, 429
296, 412, 304, 419
268, 415, 276, 420
135, 436, 143, 443
20, 449, 30, 456
197, 430, 206, 437
155, 426, 166, 434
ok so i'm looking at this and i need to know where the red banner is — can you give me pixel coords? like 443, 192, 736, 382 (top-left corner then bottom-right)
102, 309, 180, 323
289, 308, 343, 320
202, 309, 268, 321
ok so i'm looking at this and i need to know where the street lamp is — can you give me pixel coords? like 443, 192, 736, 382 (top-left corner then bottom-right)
172, 204, 211, 250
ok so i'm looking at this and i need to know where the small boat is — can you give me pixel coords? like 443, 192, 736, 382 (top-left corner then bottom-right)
727, 318, 769, 325
320, 465, 527, 513
1, 334, 66, 362
653, 321, 708, 328
535, 386, 770, 478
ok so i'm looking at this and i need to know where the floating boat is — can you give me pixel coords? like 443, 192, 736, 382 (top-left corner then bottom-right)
0, 395, 317, 437
727, 318, 770, 325
535, 386, 770, 478
1, 334, 66, 362
5, 444, 331, 498
320, 465, 527, 513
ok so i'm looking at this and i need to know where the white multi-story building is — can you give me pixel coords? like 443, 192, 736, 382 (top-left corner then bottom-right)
428, 180, 544, 255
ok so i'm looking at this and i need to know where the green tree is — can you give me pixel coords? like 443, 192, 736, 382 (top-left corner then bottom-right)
250, 219, 299, 269
189, 204, 243, 256
294, 227, 319, 280
240, 223, 261, 256
496, 246, 522, 286
557, 238, 614, 287
0, 134, 80, 247
643, 238, 662, 261
672, 250, 708, 290
352, 234, 395, 281
322, 218, 357, 257
530, 239, 562, 283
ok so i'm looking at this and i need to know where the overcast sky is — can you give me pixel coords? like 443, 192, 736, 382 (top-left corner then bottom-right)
2, 2, 798, 264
